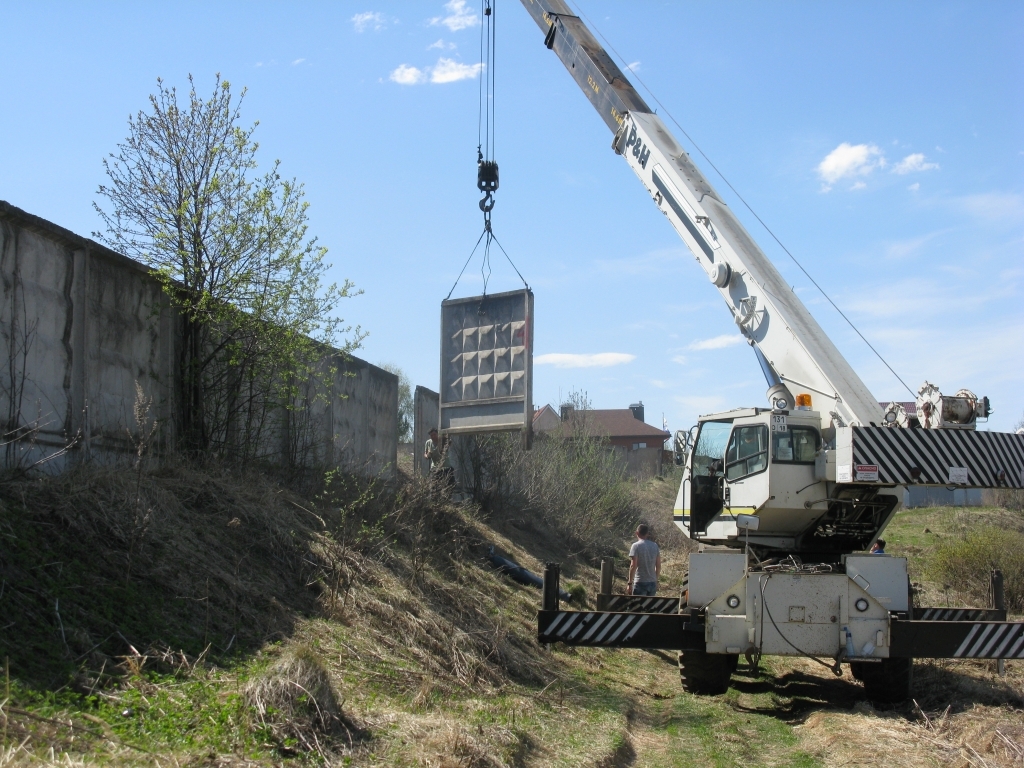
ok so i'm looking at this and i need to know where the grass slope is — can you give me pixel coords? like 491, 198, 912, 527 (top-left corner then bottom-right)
0, 464, 1021, 767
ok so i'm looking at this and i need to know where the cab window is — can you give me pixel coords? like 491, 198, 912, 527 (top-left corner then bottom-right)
691, 421, 731, 478
725, 425, 768, 480
772, 426, 819, 464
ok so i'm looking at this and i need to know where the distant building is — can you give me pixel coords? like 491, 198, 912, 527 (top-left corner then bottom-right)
535, 400, 669, 449
532, 404, 560, 433
532, 400, 670, 478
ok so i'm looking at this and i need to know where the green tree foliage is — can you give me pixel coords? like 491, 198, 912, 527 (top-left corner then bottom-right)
94, 75, 363, 459
380, 363, 413, 443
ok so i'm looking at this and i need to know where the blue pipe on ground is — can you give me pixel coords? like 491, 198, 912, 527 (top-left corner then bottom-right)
487, 545, 573, 602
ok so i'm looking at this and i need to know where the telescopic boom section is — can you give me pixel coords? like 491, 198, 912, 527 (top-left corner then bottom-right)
519, 0, 883, 428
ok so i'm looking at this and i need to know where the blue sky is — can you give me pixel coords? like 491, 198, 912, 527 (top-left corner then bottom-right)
2, 1, 1022, 434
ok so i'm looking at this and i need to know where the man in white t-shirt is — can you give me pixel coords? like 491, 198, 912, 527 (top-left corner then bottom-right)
627, 524, 661, 596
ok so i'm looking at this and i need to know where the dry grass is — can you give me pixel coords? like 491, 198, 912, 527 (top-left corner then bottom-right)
244, 644, 362, 760
791, 655, 1024, 767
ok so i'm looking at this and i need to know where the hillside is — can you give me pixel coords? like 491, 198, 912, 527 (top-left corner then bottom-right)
0, 463, 1021, 767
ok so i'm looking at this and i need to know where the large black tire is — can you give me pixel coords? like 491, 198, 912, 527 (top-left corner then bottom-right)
678, 650, 734, 695
858, 657, 913, 703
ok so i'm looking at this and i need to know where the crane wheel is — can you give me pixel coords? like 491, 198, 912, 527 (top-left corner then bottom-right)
678, 649, 735, 695
857, 657, 913, 703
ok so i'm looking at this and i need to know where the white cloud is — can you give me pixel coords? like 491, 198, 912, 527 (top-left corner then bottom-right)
291, 58, 305, 66
431, 57, 483, 83
534, 352, 636, 369
390, 64, 426, 85
956, 192, 1024, 222
672, 354, 688, 365
850, 181, 866, 191
389, 58, 481, 86
626, 61, 641, 72
893, 153, 939, 175
352, 11, 387, 32
817, 142, 886, 191
688, 334, 743, 351
430, 0, 477, 32
428, 38, 455, 50
650, 379, 668, 389
908, 182, 920, 192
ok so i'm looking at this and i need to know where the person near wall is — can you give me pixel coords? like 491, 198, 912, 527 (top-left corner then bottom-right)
627, 524, 661, 596
870, 539, 886, 554
424, 428, 455, 496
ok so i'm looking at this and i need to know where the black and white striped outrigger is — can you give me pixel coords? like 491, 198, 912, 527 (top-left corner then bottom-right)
845, 426, 1024, 487
538, 608, 704, 651
542, 562, 1023, 664
596, 594, 680, 614
914, 607, 1005, 622
891, 619, 1024, 659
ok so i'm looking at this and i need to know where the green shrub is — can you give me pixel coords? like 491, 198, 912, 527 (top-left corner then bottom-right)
566, 581, 588, 606
927, 527, 1024, 611
448, 393, 643, 554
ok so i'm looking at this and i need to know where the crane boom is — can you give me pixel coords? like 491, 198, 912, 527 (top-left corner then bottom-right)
519, 0, 881, 428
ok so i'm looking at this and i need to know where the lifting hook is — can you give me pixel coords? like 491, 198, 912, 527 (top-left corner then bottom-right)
477, 148, 499, 215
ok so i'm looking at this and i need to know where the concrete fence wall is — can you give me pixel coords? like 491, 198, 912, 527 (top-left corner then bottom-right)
0, 200, 397, 476
413, 385, 440, 476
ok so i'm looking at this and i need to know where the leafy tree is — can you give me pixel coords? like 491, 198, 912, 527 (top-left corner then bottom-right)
380, 363, 413, 443
94, 74, 363, 459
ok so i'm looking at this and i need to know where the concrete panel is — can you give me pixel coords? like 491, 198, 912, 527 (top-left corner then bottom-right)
83, 251, 172, 459
413, 386, 439, 477
440, 289, 533, 438
0, 224, 73, 465
325, 354, 398, 477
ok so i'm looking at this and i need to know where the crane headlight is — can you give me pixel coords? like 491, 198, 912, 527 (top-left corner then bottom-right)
854, 598, 869, 612
726, 595, 741, 609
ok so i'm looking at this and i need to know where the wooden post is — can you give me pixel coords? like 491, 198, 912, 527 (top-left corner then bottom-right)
600, 557, 615, 596
992, 569, 1006, 676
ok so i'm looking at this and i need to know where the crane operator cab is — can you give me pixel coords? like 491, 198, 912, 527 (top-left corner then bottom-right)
672, 399, 899, 559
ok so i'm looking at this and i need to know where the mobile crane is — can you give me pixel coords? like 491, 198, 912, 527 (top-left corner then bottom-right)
519, 0, 1024, 700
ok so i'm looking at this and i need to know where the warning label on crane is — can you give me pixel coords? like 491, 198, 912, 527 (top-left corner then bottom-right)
854, 464, 879, 482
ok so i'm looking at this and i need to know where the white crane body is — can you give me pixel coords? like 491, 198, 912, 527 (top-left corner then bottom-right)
516, 0, 1024, 699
